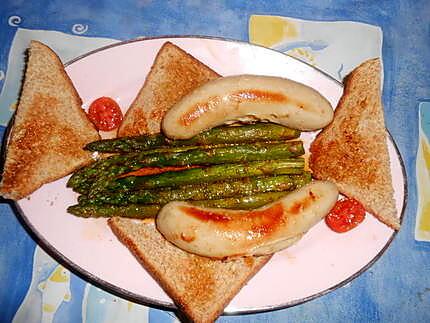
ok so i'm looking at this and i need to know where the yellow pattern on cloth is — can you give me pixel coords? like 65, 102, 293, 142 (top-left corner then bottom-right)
248, 15, 383, 82
249, 16, 298, 47
43, 303, 56, 313
416, 131, 430, 240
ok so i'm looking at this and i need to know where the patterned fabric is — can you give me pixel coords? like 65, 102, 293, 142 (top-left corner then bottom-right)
0, 22, 378, 322
0, 1, 429, 322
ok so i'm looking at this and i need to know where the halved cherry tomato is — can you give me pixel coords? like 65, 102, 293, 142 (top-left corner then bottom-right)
88, 97, 123, 131
325, 197, 366, 233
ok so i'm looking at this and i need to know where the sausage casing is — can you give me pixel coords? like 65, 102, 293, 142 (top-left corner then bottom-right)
162, 75, 334, 139
156, 181, 339, 259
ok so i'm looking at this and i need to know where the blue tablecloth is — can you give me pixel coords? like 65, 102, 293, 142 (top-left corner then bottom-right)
1, 1, 429, 322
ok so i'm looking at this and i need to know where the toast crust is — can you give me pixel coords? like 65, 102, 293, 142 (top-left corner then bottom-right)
117, 42, 220, 136
108, 217, 271, 323
0, 41, 100, 200
309, 58, 399, 230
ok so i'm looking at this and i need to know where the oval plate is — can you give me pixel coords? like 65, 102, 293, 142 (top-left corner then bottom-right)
13, 36, 406, 314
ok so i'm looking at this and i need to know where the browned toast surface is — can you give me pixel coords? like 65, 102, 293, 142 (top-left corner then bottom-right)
108, 217, 271, 323
117, 41, 220, 137
0, 41, 100, 200
309, 58, 399, 230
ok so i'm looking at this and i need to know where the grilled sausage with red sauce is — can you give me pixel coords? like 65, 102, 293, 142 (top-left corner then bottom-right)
162, 75, 334, 139
156, 181, 339, 259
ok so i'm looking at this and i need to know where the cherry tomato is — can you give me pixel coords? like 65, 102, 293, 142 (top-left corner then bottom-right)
325, 197, 366, 233
88, 97, 123, 131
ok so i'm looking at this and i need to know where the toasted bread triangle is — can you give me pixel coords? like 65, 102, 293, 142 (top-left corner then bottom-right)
309, 58, 399, 230
108, 217, 271, 323
117, 41, 220, 136
0, 41, 100, 200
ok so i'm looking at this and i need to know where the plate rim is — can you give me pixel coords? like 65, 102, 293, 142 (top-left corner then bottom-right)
2, 35, 408, 316
64, 34, 343, 89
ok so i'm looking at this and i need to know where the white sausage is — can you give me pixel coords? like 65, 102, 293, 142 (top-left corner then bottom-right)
162, 74, 334, 139
156, 181, 339, 259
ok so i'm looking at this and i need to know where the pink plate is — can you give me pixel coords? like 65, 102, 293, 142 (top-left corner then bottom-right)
14, 36, 406, 313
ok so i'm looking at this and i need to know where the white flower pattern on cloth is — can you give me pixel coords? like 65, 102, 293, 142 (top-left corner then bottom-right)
72, 24, 89, 34
8, 15, 22, 27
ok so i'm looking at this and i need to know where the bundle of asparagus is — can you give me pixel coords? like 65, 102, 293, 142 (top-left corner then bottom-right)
67, 123, 311, 218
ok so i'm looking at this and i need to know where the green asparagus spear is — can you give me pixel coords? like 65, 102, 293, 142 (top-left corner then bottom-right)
101, 158, 305, 194
67, 203, 160, 218
85, 123, 301, 153
71, 141, 304, 194
81, 172, 311, 205
200, 191, 289, 209
67, 145, 205, 190
68, 191, 291, 218
117, 141, 304, 167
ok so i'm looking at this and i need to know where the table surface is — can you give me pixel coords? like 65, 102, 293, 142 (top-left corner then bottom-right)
1, 1, 429, 322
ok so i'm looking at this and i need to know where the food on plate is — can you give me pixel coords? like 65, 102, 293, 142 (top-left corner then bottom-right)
108, 217, 272, 323
68, 172, 311, 218
156, 181, 339, 258
91, 158, 305, 195
68, 124, 303, 195
81, 42, 313, 322
79, 173, 311, 206
0, 41, 100, 200
69, 143, 305, 196
117, 41, 219, 137
68, 191, 304, 218
86, 122, 300, 153
117, 165, 199, 177
69, 203, 160, 218
67, 131, 306, 193
94, 140, 304, 181
68, 155, 308, 216
162, 74, 334, 139
325, 197, 366, 233
309, 58, 400, 230
87, 96, 123, 131
8, 38, 400, 322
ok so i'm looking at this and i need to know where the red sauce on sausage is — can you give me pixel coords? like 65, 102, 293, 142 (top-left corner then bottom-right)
287, 191, 317, 214
180, 233, 196, 242
180, 205, 232, 222
180, 190, 318, 239
180, 96, 221, 126
180, 203, 285, 238
180, 89, 304, 126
